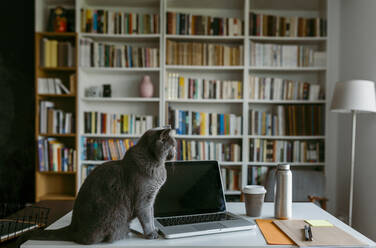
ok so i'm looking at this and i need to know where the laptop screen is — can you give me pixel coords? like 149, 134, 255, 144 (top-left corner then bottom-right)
154, 161, 226, 218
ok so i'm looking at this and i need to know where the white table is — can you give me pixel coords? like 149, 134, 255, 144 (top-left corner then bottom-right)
22, 203, 375, 248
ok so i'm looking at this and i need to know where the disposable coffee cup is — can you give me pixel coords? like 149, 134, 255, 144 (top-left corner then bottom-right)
243, 185, 267, 217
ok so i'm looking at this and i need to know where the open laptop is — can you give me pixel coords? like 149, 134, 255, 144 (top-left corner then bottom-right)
154, 160, 256, 239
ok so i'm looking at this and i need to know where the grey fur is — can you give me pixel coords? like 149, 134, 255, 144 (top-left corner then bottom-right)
31, 128, 176, 244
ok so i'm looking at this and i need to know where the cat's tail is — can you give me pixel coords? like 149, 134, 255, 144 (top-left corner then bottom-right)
15, 225, 73, 247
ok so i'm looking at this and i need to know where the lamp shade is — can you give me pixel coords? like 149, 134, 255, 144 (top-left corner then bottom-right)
330, 80, 376, 113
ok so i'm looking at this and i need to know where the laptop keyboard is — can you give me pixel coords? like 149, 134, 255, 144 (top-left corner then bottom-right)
157, 213, 236, 227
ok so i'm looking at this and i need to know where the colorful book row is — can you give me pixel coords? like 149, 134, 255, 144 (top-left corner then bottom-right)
38, 137, 76, 172
168, 107, 242, 136
249, 12, 327, 37
80, 38, 159, 68
39, 101, 74, 134
249, 139, 324, 163
81, 8, 159, 34
175, 140, 241, 162
166, 12, 243, 36
250, 43, 326, 67
166, 40, 243, 66
166, 73, 242, 100
81, 138, 136, 161
220, 168, 242, 192
249, 105, 324, 136
249, 76, 322, 101
83, 112, 157, 135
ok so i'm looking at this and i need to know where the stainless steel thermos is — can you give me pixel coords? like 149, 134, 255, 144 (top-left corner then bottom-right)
274, 164, 292, 219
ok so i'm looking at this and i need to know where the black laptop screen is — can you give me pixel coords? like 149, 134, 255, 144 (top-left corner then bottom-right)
154, 161, 226, 217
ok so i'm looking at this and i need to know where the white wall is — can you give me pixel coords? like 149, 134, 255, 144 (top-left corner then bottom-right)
335, 0, 376, 240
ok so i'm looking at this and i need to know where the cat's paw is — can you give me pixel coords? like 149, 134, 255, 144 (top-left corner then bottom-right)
145, 230, 159, 239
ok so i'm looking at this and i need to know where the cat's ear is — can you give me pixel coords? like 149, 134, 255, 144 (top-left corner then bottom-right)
160, 128, 172, 140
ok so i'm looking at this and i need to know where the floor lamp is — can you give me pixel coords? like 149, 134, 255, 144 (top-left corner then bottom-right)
330, 80, 376, 227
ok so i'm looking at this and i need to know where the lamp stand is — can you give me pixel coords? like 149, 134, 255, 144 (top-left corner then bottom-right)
349, 110, 357, 227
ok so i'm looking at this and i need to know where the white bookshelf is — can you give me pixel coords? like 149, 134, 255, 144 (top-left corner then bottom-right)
35, 0, 328, 200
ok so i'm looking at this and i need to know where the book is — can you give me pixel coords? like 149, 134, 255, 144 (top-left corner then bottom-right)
166, 73, 242, 99
84, 112, 157, 135
249, 12, 327, 37
38, 78, 71, 95
249, 76, 322, 100
166, 12, 243, 36
38, 137, 76, 172
39, 101, 74, 134
80, 38, 159, 68
166, 40, 243, 66
81, 8, 159, 34
221, 168, 242, 191
169, 107, 242, 135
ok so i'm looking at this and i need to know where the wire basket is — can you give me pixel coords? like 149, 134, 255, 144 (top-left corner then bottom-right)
0, 203, 50, 243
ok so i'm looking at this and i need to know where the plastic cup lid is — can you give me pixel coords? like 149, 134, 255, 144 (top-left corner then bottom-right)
242, 185, 267, 194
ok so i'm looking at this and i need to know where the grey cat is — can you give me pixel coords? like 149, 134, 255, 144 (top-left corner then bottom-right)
31, 128, 176, 244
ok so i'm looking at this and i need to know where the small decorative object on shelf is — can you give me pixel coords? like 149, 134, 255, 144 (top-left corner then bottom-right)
48, 6, 67, 32
85, 86, 102, 97
102, 84, 112, 97
0, 203, 50, 243
139, 75, 154, 97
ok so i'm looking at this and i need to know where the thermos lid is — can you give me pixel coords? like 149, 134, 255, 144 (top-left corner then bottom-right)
242, 185, 267, 194
277, 164, 290, 170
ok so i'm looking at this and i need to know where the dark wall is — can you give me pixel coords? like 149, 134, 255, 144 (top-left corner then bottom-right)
0, 0, 35, 203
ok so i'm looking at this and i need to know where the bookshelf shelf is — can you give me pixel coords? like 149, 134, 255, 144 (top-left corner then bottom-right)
81, 160, 242, 167
165, 65, 244, 70
166, 99, 243, 103
249, 36, 327, 42
81, 33, 161, 40
80, 67, 160, 72
174, 135, 243, 139
82, 97, 160, 102
81, 134, 142, 138
38, 133, 76, 137
247, 162, 325, 166
166, 35, 244, 40
37, 32, 76, 37
37, 171, 76, 175
38, 94, 75, 98
249, 66, 327, 71
39, 67, 76, 71
224, 190, 242, 195
247, 100, 326, 104
248, 135, 325, 140
39, 193, 76, 201
220, 162, 243, 166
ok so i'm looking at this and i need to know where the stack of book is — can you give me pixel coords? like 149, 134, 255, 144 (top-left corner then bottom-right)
80, 38, 159, 68
168, 107, 242, 135
39, 101, 74, 134
81, 165, 96, 182
81, 138, 136, 161
176, 140, 241, 162
249, 76, 321, 100
166, 73, 242, 99
220, 168, 241, 191
249, 139, 324, 163
38, 137, 76, 172
80, 8, 159, 34
249, 105, 324, 136
166, 12, 243, 36
249, 12, 327, 37
38, 77, 71, 95
250, 43, 326, 67
166, 40, 243, 66
83, 111, 156, 135
248, 167, 268, 185
40, 39, 75, 67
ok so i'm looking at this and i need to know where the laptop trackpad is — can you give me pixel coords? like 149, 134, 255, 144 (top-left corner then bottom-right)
193, 222, 226, 231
